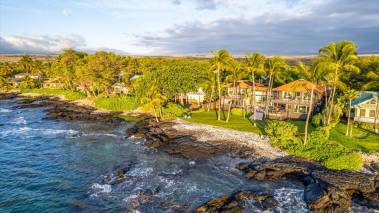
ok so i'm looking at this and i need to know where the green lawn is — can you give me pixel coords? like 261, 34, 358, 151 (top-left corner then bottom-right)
330, 123, 379, 153
187, 110, 263, 134
187, 110, 379, 153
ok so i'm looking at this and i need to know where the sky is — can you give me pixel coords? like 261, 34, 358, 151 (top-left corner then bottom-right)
0, 0, 378, 55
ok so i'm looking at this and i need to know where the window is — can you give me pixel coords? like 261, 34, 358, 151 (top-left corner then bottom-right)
360, 109, 366, 117
294, 105, 307, 113
369, 110, 376, 118
303, 93, 311, 100
296, 92, 301, 97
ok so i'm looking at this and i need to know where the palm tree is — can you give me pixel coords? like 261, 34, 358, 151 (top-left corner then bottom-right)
344, 89, 359, 136
264, 57, 287, 119
296, 61, 325, 144
319, 40, 359, 125
225, 60, 243, 122
245, 53, 265, 125
141, 85, 167, 122
210, 49, 233, 120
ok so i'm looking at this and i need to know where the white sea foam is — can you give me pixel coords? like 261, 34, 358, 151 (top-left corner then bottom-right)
0, 108, 12, 113
128, 167, 154, 177
90, 183, 112, 197
12, 116, 27, 125
273, 187, 309, 212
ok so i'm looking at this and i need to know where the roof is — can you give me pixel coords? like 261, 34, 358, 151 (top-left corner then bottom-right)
351, 91, 378, 106
225, 80, 266, 91
273, 79, 323, 94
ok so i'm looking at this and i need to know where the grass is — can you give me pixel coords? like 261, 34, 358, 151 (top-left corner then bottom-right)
330, 123, 379, 153
94, 95, 138, 111
186, 109, 379, 154
20, 88, 85, 100
187, 109, 263, 134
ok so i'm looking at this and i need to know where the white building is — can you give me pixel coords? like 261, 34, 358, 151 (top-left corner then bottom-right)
186, 88, 205, 105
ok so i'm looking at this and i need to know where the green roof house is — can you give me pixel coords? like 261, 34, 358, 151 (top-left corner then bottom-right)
351, 91, 378, 126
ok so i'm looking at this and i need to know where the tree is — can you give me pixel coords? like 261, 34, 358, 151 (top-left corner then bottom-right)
245, 53, 265, 125
264, 57, 287, 119
319, 40, 359, 125
18, 55, 33, 74
225, 59, 244, 122
297, 61, 325, 144
344, 89, 359, 136
210, 49, 233, 120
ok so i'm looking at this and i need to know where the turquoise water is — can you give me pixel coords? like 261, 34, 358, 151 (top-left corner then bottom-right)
3, 98, 371, 212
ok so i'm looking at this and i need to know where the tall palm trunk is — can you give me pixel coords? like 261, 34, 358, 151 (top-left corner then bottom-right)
374, 96, 379, 132
217, 65, 221, 121
252, 70, 257, 126
346, 99, 352, 136
304, 87, 314, 144
226, 80, 236, 122
327, 66, 339, 125
265, 73, 273, 119
153, 108, 159, 123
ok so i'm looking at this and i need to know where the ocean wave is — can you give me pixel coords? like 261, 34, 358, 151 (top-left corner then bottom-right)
67, 132, 118, 138
89, 183, 112, 197
273, 188, 309, 212
0, 127, 79, 138
12, 116, 27, 125
0, 108, 12, 113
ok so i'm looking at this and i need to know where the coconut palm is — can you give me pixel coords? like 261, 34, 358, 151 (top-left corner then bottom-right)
245, 53, 265, 125
344, 89, 359, 136
296, 61, 325, 144
264, 57, 287, 119
319, 40, 360, 125
225, 60, 244, 122
141, 85, 167, 122
210, 49, 233, 120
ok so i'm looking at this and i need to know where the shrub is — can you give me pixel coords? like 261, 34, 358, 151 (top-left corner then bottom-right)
323, 153, 362, 170
95, 95, 138, 111
265, 121, 301, 149
265, 121, 362, 171
311, 113, 323, 127
162, 102, 188, 119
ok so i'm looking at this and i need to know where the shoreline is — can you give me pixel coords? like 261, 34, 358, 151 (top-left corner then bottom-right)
2, 92, 379, 211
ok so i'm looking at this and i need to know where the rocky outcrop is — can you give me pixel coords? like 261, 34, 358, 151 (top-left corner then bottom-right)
196, 190, 278, 212
16, 96, 123, 124
237, 156, 379, 212
0, 92, 18, 100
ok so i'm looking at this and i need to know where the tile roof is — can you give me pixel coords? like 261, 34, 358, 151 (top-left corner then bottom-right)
273, 79, 323, 94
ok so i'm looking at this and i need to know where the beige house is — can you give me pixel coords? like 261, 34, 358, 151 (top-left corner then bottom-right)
351, 92, 379, 126
224, 80, 267, 107
112, 83, 129, 95
41, 79, 65, 89
270, 79, 324, 120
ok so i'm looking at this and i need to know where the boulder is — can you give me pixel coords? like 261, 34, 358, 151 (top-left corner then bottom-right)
237, 156, 379, 211
196, 190, 278, 212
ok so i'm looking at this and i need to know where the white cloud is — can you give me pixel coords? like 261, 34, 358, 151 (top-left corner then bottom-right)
0, 35, 86, 54
61, 8, 72, 16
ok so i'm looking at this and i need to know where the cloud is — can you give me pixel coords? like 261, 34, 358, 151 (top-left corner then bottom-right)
61, 8, 72, 16
137, 0, 379, 55
0, 35, 86, 54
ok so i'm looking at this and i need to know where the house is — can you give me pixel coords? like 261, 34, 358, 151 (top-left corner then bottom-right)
12, 73, 42, 87
351, 91, 378, 125
270, 79, 324, 120
186, 88, 205, 105
41, 79, 64, 89
224, 80, 267, 107
111, 82, 129, 95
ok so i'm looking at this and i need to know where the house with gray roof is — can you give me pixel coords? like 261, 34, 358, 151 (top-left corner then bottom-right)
351, 91, 378, 127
